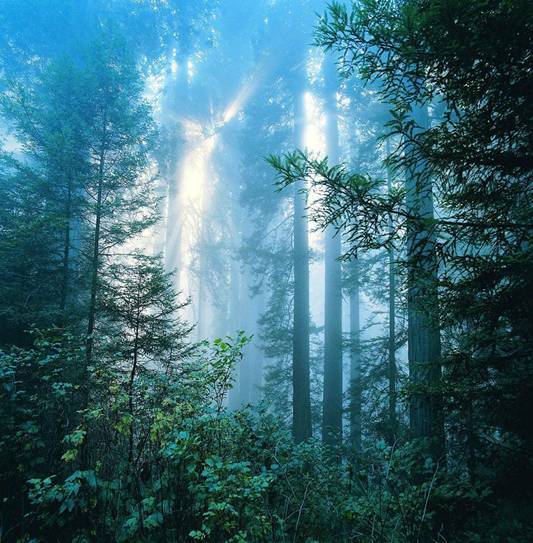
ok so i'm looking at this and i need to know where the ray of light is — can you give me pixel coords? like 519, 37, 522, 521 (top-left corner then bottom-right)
166, 73, 263, 321
176, 130, 218, 304
221, 77, 259, 125
180, 118, 206, 140
303, 91, 326, 153
180, 134, 217, 210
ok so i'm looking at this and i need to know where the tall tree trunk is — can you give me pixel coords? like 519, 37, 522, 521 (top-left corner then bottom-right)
80, 142, 105, 470
346, 81, 364, 451
248, 289, 266, 405
323, 225, 343, 447
238, 281, 253, 406
386, 141, 398, 439
128, 313, 141, 466
59, 181, 72, 321
406, 105, 444, 460
228, 244, 242, 410
196, 259, 206, 341
348, 259, 362, 450
292, 86, 312, 442
322, 56, 343, 448
84, 151, 105, 406
238, 263, 264, 406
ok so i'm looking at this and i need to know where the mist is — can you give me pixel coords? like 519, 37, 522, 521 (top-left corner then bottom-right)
1, 1, 531, 541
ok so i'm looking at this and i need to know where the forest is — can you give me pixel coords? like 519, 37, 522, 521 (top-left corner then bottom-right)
0, 0, 531, 541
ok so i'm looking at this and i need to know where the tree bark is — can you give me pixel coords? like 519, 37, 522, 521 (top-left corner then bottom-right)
323, 225, 343, 447
59, 180, 72, 321
349, 258, 361, 450
292, 86, 312, 442
406, 105, 445, 460
386, 141, 398, 440
322, 56, 343, 448
84, 145, 105, 407
228, 243, 242, 409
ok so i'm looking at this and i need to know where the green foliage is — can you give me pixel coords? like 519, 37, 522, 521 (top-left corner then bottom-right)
0, 331, 83, 536
0, 326, 500, 541
5, 326, 516, 542
268, 0, 533, 538
3, 330, 533, 541
1, 1, 532, 541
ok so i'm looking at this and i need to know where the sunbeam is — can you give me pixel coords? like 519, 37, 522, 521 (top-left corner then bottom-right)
0, 2, 523, 539
221, 77, 257, 125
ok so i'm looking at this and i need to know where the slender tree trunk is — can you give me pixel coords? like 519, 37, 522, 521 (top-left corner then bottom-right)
386, 142, 397, 439
239, 262, 264, 406
228, 249, 242, 408
346, 81, 364, 451
60, 181, 72, 321
84, 155, 104, 406
292, 86, 312, 442
406, 105, 444, 460
238, 290, 253, 406
128, 314, 140, 466
164, 158, 182, 284
322, 56, 343, 448
196, 267, 206, 341
80, 142, 105, 470
349, 259, 362, 450
323, 225, 343, 447
249, 289, 266, 405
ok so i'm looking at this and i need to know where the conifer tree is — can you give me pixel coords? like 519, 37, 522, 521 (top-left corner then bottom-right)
79, 37, 158, 408
99, 254, 193, 465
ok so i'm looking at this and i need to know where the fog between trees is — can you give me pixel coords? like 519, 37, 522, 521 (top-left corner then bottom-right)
0, 1, 532, 541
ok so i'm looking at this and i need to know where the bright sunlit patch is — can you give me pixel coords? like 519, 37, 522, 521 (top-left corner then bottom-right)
303, 91, 326, 153
177, 77, 260, 232
222, 78, 257, 125
302, 91, 328, 330
180, 118, 206, 140
3, 133, 21, 154
144, 71, 165, 114
180, 135, 217, 210
164, 73, 262, 322
303, 91, 326, 252
175, 121, 218, 303
187, 59, 195, 83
